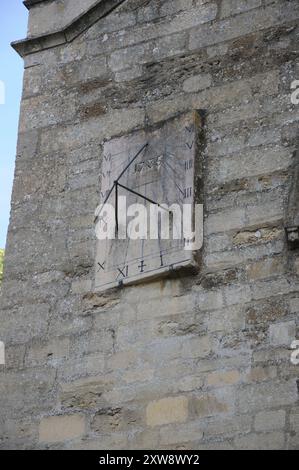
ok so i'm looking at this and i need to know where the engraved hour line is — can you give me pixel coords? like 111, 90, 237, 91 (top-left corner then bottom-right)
163, 160, 182, 180
115, 181, 119, 235
140, 178, 148, 272
110, 160, 130, 176
165, 154, 185, 170
162, 160, 182, 183
164, 150, 176, 158
96, 143, 149, 220
164, 147, 193, 169
117, 182, 172, 214
108, 147, 145, 160
116, 142, 149, 182
109, 145, 149, 173
165, 150, 186, 166
161, 162, 185, 197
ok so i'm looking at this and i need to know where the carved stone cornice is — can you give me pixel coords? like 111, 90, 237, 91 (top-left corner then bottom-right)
12, 0, 126, 57
23, 0, 50, 9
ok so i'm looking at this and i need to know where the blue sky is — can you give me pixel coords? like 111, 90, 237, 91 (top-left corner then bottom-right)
0, 1, 28, 248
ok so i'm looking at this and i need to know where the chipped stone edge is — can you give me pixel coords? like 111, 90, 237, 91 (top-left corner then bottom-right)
12, 0, 126, 57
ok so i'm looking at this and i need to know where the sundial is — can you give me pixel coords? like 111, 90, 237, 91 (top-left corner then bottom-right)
94, 111, 204, 292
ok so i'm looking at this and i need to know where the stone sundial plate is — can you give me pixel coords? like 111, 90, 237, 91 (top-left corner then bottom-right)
94, 110, 204, 292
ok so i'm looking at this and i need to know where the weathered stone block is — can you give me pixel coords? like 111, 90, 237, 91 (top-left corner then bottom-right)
206, 370, 240, 387
290, 411, 299, 433
233, 227, 282, 246
254, 410, 285, 432
39, 414, 85, 443
1, 304, 50, 344
26, 337, 70, 367
181, 336, 212, 359
123, 368, 154, 384
194, 288, 224, 311
269, 321, 296, 346
204, 415, 252, 439
189, 2, 299, 50
183, 74, 212, 93
220, 0, 262, 19
160, 0, 194, 17
192, 393, 230, 418
0, 368, 56, 417
146, 396, 188, 427
71, 279, 92, 295
60, 375, 113, 410
290, 297, 299, 314
234, 431, 285, 450
205, 208, 246, 235
247, 257, 285, 281
246, 366, 277, 383
237, 381, 297, 413
115, 66, 144, 83
160, 422, 203, 446
206, 305, 245, 333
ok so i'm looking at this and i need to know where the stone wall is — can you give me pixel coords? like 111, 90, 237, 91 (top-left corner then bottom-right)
0, 0, 299, 449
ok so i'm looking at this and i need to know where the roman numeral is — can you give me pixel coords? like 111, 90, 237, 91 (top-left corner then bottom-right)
100, 190, 110, 199
103, 154, 111, 162
97, 261, 105, 272
186, 140, 194, 149
184, 187, 192, 199
184, 160, 193, 171
117, 265, 129, 279
138, 260, 147, 273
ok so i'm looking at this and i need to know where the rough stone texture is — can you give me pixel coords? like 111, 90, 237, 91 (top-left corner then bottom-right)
254, 409, 286, 432
0, 0, 299, 450
146, 396, 188, 427
39, 414, 85, 443
269, 321, 296, 346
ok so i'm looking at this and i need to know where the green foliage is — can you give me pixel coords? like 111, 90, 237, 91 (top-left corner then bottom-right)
0, 249, 4, 283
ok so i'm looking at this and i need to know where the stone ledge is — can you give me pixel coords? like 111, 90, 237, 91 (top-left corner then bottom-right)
24, 0, 51, 10
12, 0, 126, 57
